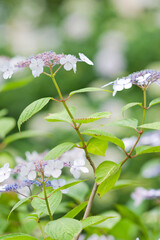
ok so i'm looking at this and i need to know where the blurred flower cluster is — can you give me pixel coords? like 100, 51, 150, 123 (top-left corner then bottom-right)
0, 148, 89, 196
123, 131, 160, 152
131, 187, 160, 207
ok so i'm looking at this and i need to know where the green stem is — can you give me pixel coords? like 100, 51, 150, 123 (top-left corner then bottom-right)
42, 173, 53, 221
50, 69, 96, 172
38, 220, 46, 239
142, 88, 147, 125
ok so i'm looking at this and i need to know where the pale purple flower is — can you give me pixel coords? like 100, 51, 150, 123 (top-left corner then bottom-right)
122, 136, 137, 151
102, 77, 132, 96
20, 162, 36, 180
0, 61, 14, 79
131, 187, 160, 207
51, 179, 68, 194
79, 53, 94, 65
60, 54, 77, 73
60, 148, 89, 179
14, 151, 48, 175
70, 158, 89, 179
0, 163, 11, 183
102, 70, 160, 95
44, 160, 63, 178
0, 56, 25, 79
61, 148, 86, 166
122, 131, 160, 152
141, 162, 160, 178
29, 58, 44, 77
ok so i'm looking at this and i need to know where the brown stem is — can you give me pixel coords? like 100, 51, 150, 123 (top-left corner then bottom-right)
82, 182, 98, 219
75, 182, 98, 240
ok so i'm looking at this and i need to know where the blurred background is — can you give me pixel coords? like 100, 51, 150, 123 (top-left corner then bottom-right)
0, 0, 160, 239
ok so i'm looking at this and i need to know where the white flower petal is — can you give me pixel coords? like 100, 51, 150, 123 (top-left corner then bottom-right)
28, 171, 36, 180
144, 73, 151, 80
74, 158, 85, 167
117, 78, 126, 85
64, 62, 73, 71
60, 57, 67, 65
79, 167, 89, 173
136, 76, 145, 83
79, 53, 94, 65
51, 169, 62, 178
72, 63, 77, 73
54, 160, 64, 169
113, 84, 123, 91
70, 168, 81, 179
124, 82, 132, 89
101, 81, 114, 88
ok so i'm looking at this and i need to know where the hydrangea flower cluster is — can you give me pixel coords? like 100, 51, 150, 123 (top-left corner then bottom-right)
0, 56, 26, 79
0, 148, 88, 196
131, 187, 160, 207
102, 70, 160, 95
0, 51, 93, 79
60, 148, 89, 179
122, 130, 160, 152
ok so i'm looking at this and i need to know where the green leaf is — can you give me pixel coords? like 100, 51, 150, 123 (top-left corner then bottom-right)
0, 152, 15, 168
95, 161, 120, 184
63, 201, 88, 218
112, 179, 136, 190
116, 204, 149, 238
136, 145, 160, 155
44, 142, 75, 160
69, 87, 112, 96
0, 109, 8, 118
87, 137, 108, 156
81, 215, 114, 229
95, 161, 121, 197
0, 77, 33, 92
8, 196, 34, 220
45, 107, 76, 124
0, 117, 16, 138
109, 118, 138, 129
31, 188, 62, 216
140, 122, 160, 130
25, 213, 39, 222
18, 97, 52, 131
45, 218, 82, 240
50, 180, 86, 194
4, 131, 44, 145
149, 97, 160, 107
122, 102, 142, 116
67, 181, 89, 202
0, 233, 38, 240
81, 129, 125, 149
74, 112, 111, 124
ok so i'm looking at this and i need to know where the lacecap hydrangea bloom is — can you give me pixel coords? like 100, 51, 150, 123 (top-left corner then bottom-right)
0, 51, 93, 79
0, 149, 89, 196
102, 70, 160, 96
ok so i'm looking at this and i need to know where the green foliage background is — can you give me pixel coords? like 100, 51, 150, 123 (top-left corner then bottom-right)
0, 0, 160, 239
